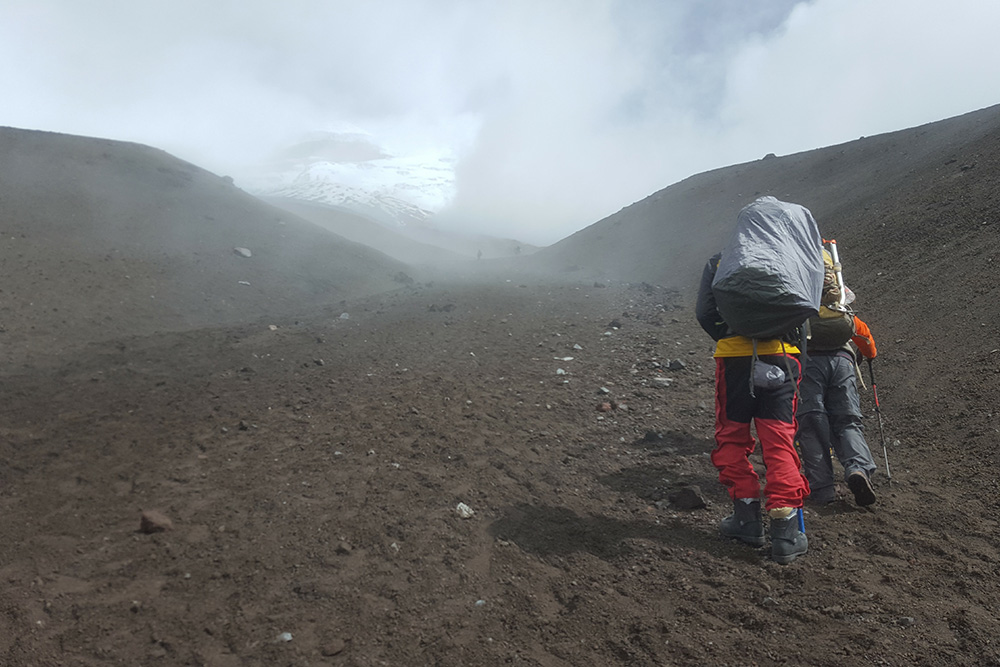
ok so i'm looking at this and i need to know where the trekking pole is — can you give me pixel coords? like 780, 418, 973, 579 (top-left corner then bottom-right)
867, 358, 892, 483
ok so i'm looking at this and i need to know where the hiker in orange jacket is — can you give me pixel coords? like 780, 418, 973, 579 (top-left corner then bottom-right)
797, 299, 880, 507
696, 253, 810, 565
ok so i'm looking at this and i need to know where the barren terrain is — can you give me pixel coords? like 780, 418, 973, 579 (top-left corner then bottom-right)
2, 105, 1000, 666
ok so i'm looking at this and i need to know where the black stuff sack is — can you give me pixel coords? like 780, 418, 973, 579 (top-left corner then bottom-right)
711, 196, 824, 339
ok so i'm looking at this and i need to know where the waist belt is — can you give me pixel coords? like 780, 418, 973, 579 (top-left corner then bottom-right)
807, 348, 855, 360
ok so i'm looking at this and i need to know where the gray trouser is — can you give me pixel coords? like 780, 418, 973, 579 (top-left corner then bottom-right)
796, 351, 876, 501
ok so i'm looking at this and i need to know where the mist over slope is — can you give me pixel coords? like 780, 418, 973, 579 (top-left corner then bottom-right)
4, 103, 1000, 664
258, 196, 465, 267
534, 103, 1000, 292
0, 127, 411, 367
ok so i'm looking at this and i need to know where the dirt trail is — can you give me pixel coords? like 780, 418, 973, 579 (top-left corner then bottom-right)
3, 279, 998, 666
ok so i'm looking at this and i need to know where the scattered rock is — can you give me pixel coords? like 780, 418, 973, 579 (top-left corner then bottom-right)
322, 638, 347, 656
596, 402, 613, 412
456, 502, 475, 519
233, 247, 252, 258
139, 510, 173, 533
335, 541, 353, 555
668, 486, 708, 510
667, 359, 686, 371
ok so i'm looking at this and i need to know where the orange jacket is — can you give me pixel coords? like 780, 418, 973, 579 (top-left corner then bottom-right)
852, 316, 877, 359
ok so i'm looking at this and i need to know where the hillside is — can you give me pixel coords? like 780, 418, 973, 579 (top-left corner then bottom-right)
0, 127, 411, 369
533, 103, 1000, 291
3, 105, 1000, 666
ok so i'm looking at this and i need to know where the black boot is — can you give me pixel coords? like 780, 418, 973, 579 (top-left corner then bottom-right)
719, 499, 765, 547
770, 510, 808, 564
847, 471, 876, 507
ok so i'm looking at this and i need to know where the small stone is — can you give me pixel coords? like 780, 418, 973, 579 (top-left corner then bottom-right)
335, 541, 353, 555
139, 510, 173, 534
321, 638, 347, 656
456, 502, 475, 519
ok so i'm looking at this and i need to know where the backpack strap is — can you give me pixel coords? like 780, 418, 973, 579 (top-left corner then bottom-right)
780, 339, 799, 401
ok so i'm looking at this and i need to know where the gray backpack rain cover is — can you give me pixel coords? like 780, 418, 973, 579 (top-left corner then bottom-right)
711, 196, 824, 339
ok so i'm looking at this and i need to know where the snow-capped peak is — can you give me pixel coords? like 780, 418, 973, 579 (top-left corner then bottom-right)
242, 132, 456, 229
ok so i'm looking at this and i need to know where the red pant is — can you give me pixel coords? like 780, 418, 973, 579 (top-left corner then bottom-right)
712, 355, 809, 510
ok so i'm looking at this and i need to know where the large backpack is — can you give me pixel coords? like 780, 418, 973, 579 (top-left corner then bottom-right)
808, 247, 856, 349
711, 197, 824, 339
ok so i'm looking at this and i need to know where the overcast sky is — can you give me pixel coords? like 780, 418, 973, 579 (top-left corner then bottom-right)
3, 0, 1000, 244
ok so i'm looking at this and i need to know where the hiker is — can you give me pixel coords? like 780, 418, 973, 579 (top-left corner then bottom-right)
695, 197, 817, 565
797, 249, 879, 507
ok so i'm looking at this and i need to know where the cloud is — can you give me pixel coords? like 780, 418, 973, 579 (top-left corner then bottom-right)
2, 0, 1000, 245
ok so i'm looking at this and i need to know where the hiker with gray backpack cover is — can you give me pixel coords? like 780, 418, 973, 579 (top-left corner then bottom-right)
696, 196, 823, 564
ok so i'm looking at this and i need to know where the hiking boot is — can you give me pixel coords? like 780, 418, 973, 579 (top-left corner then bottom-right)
719, 499, 765, 547
807, 487, 836, 506
847, 471, 877, 507
769, 509, 808, 564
